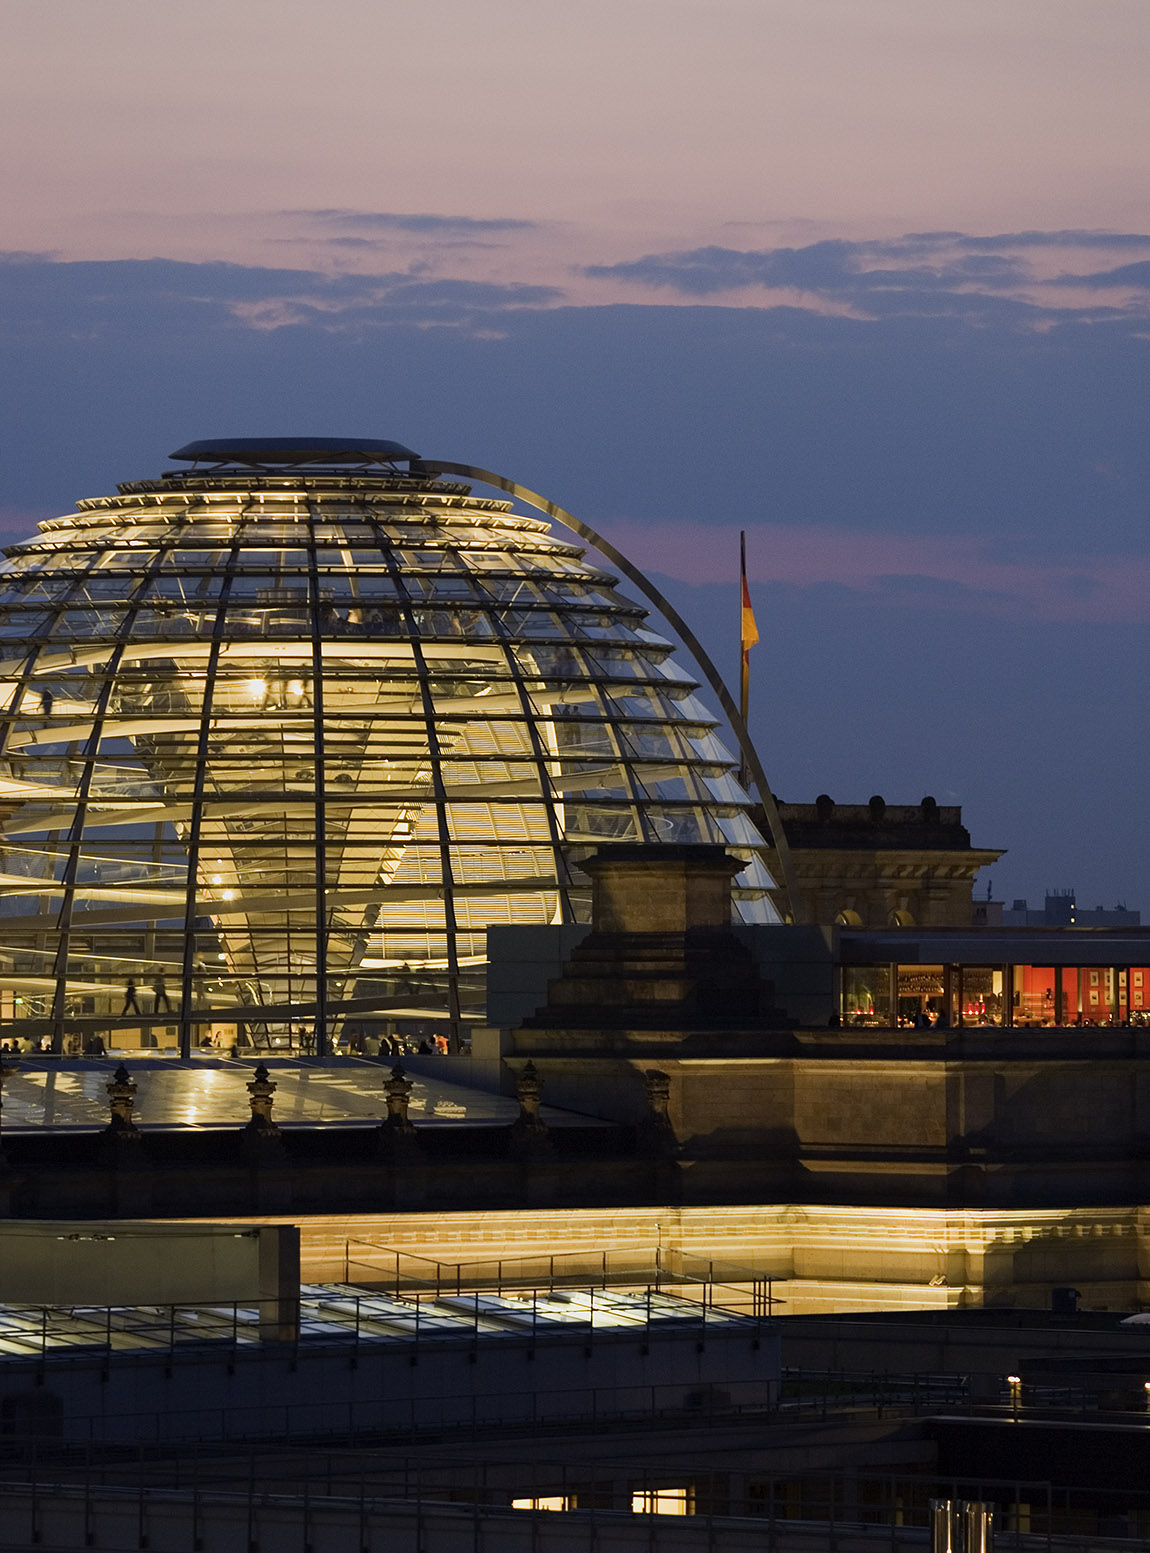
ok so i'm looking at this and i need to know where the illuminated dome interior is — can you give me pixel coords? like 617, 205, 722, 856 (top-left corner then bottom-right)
0, 440, 779, 1054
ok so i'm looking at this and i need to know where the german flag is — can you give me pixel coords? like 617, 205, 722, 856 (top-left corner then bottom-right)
739, 530, 757, 731
741, 551, 759, 659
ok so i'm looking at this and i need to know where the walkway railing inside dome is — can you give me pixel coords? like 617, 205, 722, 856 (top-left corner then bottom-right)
416, 460, 803, 924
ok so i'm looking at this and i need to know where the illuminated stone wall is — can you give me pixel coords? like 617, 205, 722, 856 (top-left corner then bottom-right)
277, 1202, 1150, 1314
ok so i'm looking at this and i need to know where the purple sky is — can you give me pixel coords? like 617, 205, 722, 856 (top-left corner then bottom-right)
3, 0, 1150, 909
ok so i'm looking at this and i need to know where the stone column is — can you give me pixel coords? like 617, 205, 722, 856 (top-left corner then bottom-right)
258, 1224, 301, 1344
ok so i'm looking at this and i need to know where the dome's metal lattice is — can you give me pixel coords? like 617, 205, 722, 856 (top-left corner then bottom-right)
0, 445, 780, 1054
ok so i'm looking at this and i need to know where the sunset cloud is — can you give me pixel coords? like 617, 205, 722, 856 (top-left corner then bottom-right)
295, 210, 539, 234
585, 230, 1150, 317
598, 520, 1150, 625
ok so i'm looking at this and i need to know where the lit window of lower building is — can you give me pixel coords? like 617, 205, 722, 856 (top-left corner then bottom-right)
632, 1487, 691, 1515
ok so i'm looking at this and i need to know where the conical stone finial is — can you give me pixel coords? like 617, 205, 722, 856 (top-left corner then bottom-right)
245, 1063, 280, 1136
383, 1064, 416, 1133
637, 1067, 678, 1158
377, 1064, 421, 1163
515, 1060, 546, 1131
644, 1067, 671, 1117
105, 1064, 140, 1137
509, 1060, 552, 1160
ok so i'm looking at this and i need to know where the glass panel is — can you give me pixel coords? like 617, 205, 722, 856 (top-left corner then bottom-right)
1130, 967, 1150, 1021
896, 964, 946, 1027
1013, 965, 1057, 1026
842, 966, 893, 1027
957, 966, 1004, 1026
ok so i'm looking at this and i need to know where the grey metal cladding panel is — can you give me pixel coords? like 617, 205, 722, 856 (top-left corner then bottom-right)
735, 925, 837, 960
486, 924, 590, 965
842, 930, 1150, 964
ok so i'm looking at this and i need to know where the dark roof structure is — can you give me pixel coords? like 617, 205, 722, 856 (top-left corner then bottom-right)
169, 437, 421, 466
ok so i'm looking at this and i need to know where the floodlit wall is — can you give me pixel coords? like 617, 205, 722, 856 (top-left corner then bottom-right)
0, 1321, 777, 1445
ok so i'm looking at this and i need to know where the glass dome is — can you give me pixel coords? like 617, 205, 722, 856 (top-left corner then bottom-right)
0, 442, 779, 1055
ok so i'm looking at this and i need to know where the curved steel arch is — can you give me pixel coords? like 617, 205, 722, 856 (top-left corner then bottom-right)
419, 460, 804, 922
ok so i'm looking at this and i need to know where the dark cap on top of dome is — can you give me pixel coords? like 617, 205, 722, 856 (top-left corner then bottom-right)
168, 436, 421, 466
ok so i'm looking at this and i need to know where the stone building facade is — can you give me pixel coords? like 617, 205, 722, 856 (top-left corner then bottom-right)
772, 795, 1003, 928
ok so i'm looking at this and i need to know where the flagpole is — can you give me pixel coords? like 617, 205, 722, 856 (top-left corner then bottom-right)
739, 529, 750, 788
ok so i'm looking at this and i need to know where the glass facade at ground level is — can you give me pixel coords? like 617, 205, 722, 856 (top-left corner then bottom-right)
843, 962, 1150, 1027
0, 444, 777, 1055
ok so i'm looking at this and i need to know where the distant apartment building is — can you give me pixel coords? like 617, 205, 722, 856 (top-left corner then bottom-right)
974, 890, 1141, 929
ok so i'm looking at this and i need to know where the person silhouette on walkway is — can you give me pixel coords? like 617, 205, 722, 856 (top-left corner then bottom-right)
122, 977, 141, 1016
152, 974, 173, 1014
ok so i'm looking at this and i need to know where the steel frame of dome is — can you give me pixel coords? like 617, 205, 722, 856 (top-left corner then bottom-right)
0, 442, 794, 1057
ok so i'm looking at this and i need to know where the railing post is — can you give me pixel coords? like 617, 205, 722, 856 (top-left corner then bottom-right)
191, 1440, 201, 1552
136, 1443, 146, 1551
30, 1441, 39, 1549
83, 1436, 95, 1549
